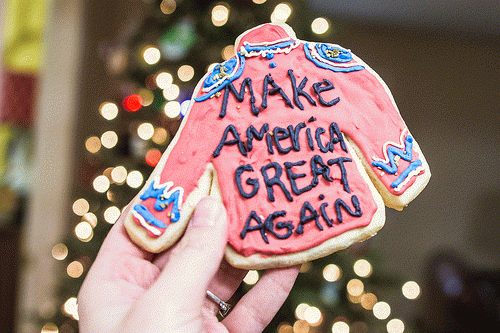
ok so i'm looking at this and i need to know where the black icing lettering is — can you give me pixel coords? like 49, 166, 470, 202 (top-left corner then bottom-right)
311, 155, 333, 187
315, 127, 330, 153
329, 122, 347, 152
308, 116, 316, 123
265, 210, 293, 239
287, 69, 316, 110
296, 201, 322, 234
221, 78, 259, 118
240, 211, 268, 243
287, 122, 306, 151
265, 132, 275, 154
261, 162, 293, 202
246, 123, 269, 152
327, 157, 353, 193
235, 164, 260, 199
213, 124, 247, 158
312, 79, 340, 107
284, 160, 314, 196
262, 74, 294, 109
335, 195, 362, 223
306, 128, 314, 150
273, 126, 292, 154
320, 202, 334, 227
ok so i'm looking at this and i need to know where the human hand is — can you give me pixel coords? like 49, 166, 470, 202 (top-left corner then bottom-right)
78, 196, 300, 333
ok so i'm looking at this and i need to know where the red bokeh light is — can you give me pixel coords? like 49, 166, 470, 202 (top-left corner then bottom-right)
123, 94, 143, 112
145, 149, 162, 167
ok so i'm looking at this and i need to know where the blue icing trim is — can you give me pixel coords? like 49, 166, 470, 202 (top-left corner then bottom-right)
316, 43, 353, 63
133, 204, 167, 229
194, 54, 246, 102
139, 179, 183, 222
266, 53, 274, 59
372, 135, 414, 174
391, 160, 422, 188
303, 43, 364, 73
270, 62, 277, 68
244, 40, 296, 53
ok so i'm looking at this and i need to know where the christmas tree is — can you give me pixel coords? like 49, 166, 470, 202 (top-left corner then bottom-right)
45, 1, 423, 332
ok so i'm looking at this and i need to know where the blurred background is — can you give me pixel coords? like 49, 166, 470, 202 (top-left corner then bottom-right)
0, 0, 499, 332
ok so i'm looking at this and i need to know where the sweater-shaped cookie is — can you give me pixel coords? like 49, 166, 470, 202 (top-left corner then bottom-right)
124, 23, 431, 269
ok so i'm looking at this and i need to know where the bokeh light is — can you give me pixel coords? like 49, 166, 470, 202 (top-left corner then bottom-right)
323, 264, 342, 282
303, 306, 322, 326
277, 322, 293, 333
137, 122, 155, 140
372, 301, 391, 320
75, 221, 93, 242
180, 100, 191, 117
152, 127, 169, 145
243, 270, 259, 285
402, 281, 421, 300
293, 320, 309, 333
360, 293, 378, 310
41, 323, 58, 333
85, 136, 101, 153
101, 131, 118, 149
156, 72, 173, 89
104, 206, 121, 224
93, 175, 110, 193
387, 319, 405, 333
164, 101, 181, 118
177, 65, 194, 82
145, 149, 162, 167
139, 89, 154, 106
253, 0, 267, 4
347, 279, 364, 297
353, 259, 372, 278
67, 261, 84, 278
271, 2, 292, 23
111, 166, 127, 184
123, 94, 143, 112
295, 303, 309, 320
311, 17, 330, 35
163, 84, 180, 100
143, 46, 161, 65
51, 243, 68, 261
72, 198, 89, 216
332, 321, 349, 333
126, 170, 144, 188
212, 3, 230, 27
99, 102, 119, 120
222, 45, 235, 61
62, 297, 79, 320
82, 212, 98, 228
160, 0, 176, 14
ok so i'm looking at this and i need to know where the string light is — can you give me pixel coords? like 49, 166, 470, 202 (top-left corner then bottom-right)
85, 136, 101, 153
62, 297, 79, 320
387, 319, 405, 333
145, 149, 162, 167
99, 102, 119, 120
41, 323, 58, 333
101, 131, 118, 149
323, 264, 342, 282
156, 72, 173, 89
332, 321, 349, 333
75, 221, 93, 242
271, 3, 292, 23
93, 175, 110, 193
139, 89, 154, 106
104, 206, 121, 224
160, 0, 176, 14
67, 261, 84, 278
353, 259, 372, 278
222, 45, 235, 60
277, 322, 293, 333
293, 320, 309, 333
137, 122, 155, 140
243, 270, 259, 285
347, 279, 364, 297
177, 65, 194, 82
164, 101, 181, 118
402, 281, 421, 300
51, 243, 68, 261
126, 170, 144, 188
152, 127, 169, 145
252, 0, 267, 4
111, 166, 128, 184
211, 3, 230, 27
303, 306, 322, 326
372, 301, 391, 320
123, 94, 143, 112
311, 17, 330, 35
295, 303, 309, 320
72, 198, 89, 216
82, 212, 98, 228
360, 293, 378, 310
163, 84, 180, 100
143, 46, 161, 65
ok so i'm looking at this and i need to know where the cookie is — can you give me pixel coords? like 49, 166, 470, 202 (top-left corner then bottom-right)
124, 23, 431, 269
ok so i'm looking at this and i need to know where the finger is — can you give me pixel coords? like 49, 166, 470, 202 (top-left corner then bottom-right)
223, 265, 300, 333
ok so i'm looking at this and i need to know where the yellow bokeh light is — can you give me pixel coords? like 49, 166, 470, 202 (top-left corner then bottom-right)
104, 206, 121, 224
332, 321, 349, 333
372, 301, 391, 320
139, 89, 154, 106
387, 318, 405, 333
72, 198, 89, 216
82, 212, 98, 228
253, 0, 267, 4
353, 259, 372, 278
311, 17, 330, 35
75, 221, 93, 241
295, 303, 309, 320
137, 122, 155, 140
67, 261, 84, 278
101, 131, 118, 149
111, 166, 128, 184
51, 243, 68, 261
156, 72, 173, 89
126, 170, 144, 189
347, 279, 364, 297
243, 270, 259, 285
271, 3, 292, 23
163, 84, 180, 100
85, 136, 101, 154
41, 322, 59, 333
93, 175, 110, 193
62, 297, 79, 320
212, 3, 230, 27
303, 306, 322, 326
177, 65, 194, 82
293, 320, 310, 333
152, 127, 169, 145
160, 0, 176, 14
402, 281, 421, 300
143, 46, 161, 65
222, 45, 235, 61
277, 322, 293, 333
323, 264, 342, 282
99, 102, 119, 120
360, 293, 378, 310
164, 101, 181, 118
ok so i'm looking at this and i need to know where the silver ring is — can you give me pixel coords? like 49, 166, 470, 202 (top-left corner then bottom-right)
206, 290, 232, 319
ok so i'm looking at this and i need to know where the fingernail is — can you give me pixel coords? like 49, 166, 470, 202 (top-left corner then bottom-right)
191, 197, 222, 227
